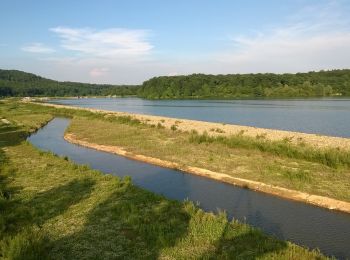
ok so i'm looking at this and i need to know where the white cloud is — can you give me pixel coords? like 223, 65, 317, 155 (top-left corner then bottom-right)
13, 1, 350, 84
89, 67, 110, 77
214, 1, 350, 73
50, 26, 153, 57
21, 42, 55, 53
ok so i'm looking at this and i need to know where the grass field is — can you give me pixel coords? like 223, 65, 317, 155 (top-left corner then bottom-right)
67, 117, 350, 202
0, 100, 332, 258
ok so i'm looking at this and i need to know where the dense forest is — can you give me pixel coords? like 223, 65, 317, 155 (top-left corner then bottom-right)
2, 69, 350, 98
0, 70, 139, 97
138, 70, 350, 99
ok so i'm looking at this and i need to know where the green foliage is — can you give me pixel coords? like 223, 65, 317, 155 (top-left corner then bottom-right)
2, 68, 350, 99
0, 69, 139, 97
138, 70, 350, 99
189, 131, 350, 169
170, 124, 178, 131
157, 122, 165, 129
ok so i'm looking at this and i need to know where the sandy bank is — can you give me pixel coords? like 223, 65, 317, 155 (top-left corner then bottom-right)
64, 133, 350, 214
35, 101, 350, 151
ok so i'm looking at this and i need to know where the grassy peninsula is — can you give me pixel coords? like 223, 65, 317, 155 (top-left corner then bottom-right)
0, 99, 329, 259
65, 114, 350, 203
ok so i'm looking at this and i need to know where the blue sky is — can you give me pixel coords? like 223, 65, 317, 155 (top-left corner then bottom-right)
1, 0, 350, 84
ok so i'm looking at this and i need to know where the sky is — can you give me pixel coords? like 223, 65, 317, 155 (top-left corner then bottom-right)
1, 0, 350, 84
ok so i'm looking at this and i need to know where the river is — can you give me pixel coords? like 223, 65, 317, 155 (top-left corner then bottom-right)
28, 118, 350, 259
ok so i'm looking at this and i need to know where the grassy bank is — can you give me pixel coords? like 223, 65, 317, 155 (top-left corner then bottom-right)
0, 100, 329, 258
188, 132, 350, 169
3, 100, 350, 202
66, 117, 350, 203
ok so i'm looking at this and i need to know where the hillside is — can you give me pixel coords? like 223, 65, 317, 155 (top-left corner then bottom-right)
2, 69, 350, 99
0, 69, 139, 97
138, 70, 350, 99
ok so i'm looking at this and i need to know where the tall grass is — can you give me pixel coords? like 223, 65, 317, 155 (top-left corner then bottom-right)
0, 228, 49, 260
189, 131, 350, 169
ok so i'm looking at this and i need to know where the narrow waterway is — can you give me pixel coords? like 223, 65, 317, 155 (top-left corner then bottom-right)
28, 118, 350, 259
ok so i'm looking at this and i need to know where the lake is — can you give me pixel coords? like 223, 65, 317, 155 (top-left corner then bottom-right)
50, 97, 350, 138
28, 118, 350, 259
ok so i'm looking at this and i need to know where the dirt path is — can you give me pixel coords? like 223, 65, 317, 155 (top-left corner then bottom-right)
34, 102, 350, 151
64, 133, 350, 214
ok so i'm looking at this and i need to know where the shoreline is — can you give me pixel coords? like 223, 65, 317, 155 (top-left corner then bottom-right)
0, 102, 331, 260
32, 101, 350, 151
64, 132, 350, 214
29, 101, 350, 213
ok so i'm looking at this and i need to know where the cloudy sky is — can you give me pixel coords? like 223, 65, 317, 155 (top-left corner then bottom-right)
1, 0, 350, 84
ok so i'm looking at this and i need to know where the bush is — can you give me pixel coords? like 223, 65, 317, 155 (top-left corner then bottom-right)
170, 124, 177, 131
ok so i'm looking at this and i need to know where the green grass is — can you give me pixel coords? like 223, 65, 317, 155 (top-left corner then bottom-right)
189, 131, 350, 169
2, 100, 350, 201
0, 100, 330, 258
67, 117, 350, 202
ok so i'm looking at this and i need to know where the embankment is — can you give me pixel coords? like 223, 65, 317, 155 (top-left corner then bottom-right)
64, 132, 350, 214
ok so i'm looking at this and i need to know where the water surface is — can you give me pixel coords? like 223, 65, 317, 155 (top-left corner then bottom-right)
28, 118, 350, 259
50, 97, 350, 137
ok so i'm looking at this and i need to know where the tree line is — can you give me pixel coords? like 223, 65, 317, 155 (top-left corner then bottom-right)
2, 69, 350, 98
138, 70, 350, 99
0, 70, 139, 97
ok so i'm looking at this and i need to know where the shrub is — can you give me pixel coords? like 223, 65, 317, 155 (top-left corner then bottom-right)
170, 124, 177, 131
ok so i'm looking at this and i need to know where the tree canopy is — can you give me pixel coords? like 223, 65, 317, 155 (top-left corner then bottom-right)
2, 69, 350, 99
0, 69, 139, 97
138, 70, 350, 99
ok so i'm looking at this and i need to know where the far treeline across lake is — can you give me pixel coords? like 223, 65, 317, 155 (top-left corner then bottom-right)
1, 69, 350, 98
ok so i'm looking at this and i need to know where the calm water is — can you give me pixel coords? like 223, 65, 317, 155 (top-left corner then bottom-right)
28, 118, 350, 259
50, 97, 350, 138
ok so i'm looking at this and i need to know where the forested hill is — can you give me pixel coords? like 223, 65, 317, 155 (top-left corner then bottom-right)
2, 69, 350, 98
0, 69, 139, 97
138, 70, 350, 99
